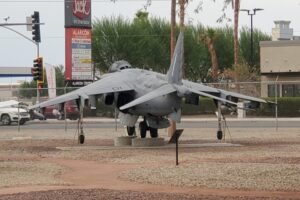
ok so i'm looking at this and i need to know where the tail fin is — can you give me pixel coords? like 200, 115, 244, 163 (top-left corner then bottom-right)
167, 31, 184, 84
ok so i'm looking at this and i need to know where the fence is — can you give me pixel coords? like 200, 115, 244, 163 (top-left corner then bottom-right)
0, 81, 300, 117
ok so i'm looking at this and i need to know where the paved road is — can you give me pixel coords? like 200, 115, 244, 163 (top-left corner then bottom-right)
1, 118, 300, 129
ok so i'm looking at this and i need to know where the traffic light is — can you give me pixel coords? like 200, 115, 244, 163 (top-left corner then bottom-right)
31, 11, 41, 43
32, 57, 43, 83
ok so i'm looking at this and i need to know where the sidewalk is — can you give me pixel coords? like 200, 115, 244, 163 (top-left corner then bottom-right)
63, 116, 300, 123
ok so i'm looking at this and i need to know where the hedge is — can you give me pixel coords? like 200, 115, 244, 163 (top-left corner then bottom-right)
92, 97, 300, 117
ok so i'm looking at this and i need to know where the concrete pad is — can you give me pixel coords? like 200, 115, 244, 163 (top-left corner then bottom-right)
114, 136, 136, 146
56, 142, 241, 151
12, 136, 32, 140
131, 138, 165, 147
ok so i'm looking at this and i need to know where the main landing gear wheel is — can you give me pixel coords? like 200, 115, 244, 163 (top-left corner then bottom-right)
19, 119, 26, 125
217, 130, 223, 140
149, 127, 158, 138
139, 121, 147, 138
127, 126, 135, 136
78, 134, 85, 144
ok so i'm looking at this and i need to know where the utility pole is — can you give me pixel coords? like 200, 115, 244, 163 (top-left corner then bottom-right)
0, 12, 44, 104
240, 8, 263, 67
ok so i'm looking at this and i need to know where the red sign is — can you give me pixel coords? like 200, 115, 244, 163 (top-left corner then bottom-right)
65, 0, 91, 28
72, 0, 91, 20
65, 28, 92, 81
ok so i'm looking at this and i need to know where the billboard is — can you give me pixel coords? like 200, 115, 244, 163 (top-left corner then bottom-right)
65, 28, 92, 84
65, 0, 92, 86
65, 0, 91, 28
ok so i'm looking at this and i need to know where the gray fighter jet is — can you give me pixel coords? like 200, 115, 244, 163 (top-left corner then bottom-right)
30, 32, 266, 143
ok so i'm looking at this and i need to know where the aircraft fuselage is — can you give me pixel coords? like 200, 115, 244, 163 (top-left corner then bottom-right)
118, 69, 181, 117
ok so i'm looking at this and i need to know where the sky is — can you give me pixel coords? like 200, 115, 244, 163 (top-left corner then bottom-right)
0, 0, 300, 83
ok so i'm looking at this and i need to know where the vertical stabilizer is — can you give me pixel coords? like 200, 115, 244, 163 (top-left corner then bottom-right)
167, 31, 184, 84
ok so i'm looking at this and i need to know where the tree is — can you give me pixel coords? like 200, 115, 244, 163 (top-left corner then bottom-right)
239, 27, 271, 69
170, 0, 176, 58
91, 16, 270, 82
178, 0, 189, 78
19, 65, 66, 98
233, 0, 240, 65
92, 15, 171, 73
217, 0, 241, 65
200, 28, 219, 82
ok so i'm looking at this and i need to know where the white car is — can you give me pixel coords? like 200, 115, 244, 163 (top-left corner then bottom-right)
0, 100, 30, 125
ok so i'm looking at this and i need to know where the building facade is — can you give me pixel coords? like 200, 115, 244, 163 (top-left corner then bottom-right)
260, 21, 300, 97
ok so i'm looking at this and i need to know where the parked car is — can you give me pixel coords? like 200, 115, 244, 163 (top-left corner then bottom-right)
0, 100, 30, 125
42, 100, 79, 120
29, 109, 46, 120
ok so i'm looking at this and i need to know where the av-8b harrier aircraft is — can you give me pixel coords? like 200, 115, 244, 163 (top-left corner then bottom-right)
30, 32, 266, 143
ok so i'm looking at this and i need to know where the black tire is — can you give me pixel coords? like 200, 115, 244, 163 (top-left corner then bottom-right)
139, 121, 147, 138
1, 114, 11, 125
78, 134, 85, 144
19, 119, 26, 125
217, 130, 223, 140
149, 127, 158, 138
127, 126, 135, 136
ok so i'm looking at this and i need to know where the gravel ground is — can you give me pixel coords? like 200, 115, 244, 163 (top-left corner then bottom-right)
0, 189, 287, 200
120, 162, 300, 191
0, 161, 67, 188
0, 127, 299, 199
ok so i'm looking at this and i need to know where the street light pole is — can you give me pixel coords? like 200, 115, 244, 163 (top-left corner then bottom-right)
240, 8, 263, 67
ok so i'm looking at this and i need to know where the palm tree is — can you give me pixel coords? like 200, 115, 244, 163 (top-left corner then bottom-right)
178, 0, 188, 78
170, 0, 176, 58
233, 0, 240, 65
219, 0, 240, 65
200, 28, 219, 82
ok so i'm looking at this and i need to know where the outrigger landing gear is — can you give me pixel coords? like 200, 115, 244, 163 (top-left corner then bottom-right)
217, 101, 223, 140
217, 130, 223, 140
78, 133, 85, 144
77, 98, 85, 144
78, 118, 85, 144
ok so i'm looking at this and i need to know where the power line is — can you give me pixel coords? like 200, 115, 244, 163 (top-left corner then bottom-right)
0, 0, 171, 3
0, 34, 172, 39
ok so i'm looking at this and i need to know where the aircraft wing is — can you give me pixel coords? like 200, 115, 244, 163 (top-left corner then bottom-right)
183, 81, 266, 104
29, 75, 134, 109
186, 87, 238, 106
217, 89, 266, 103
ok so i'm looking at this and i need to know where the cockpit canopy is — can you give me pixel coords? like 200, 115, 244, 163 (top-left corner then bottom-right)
108, 60, 132, 73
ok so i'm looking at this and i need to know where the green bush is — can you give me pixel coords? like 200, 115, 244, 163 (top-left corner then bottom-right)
93, 97, 300, 118
182, 98, 216, 115
251, 97, 300, 117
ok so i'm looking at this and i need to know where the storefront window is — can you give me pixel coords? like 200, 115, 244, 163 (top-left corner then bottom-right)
268, 84, 280, 97
282, 84, 295, 97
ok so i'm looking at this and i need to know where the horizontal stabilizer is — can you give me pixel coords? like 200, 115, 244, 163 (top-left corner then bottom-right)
120, 84, 176, 110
